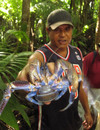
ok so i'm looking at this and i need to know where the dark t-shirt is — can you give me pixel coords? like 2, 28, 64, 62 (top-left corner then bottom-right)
83, 51, 100, 88
36, 44, 83, 130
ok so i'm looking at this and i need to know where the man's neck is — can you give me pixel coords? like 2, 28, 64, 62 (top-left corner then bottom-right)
47, 42, 68, 58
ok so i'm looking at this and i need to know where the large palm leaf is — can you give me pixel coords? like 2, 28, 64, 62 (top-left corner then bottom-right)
0, 51, 33, 130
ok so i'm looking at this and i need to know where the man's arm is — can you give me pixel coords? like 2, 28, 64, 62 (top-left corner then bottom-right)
79, 81, 93, 129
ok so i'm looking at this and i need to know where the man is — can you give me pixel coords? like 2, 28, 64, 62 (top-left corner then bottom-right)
17, 9, 93, 130
83, 43, 100, 89
83, 43, 100, 129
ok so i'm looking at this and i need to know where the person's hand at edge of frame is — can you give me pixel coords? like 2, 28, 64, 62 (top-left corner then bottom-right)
82, 112, 93, 129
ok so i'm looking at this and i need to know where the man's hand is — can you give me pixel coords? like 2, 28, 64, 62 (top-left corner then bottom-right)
44, 101, 51, 105
82, 113, 93, 129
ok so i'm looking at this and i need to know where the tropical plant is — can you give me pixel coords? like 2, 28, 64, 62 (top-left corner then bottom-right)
0, 28, 33, 129
0, 29, 30, 52
0, 51, 33, 130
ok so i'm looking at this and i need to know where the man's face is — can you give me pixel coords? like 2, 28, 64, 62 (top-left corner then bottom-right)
47, 24, 73, 49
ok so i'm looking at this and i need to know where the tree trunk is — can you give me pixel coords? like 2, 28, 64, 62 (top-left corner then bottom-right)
70, 0, 76, 13
21, 0, 30, 50
95, 2, 100, 45
42, 19, 46, 44
30, 12, 36, 52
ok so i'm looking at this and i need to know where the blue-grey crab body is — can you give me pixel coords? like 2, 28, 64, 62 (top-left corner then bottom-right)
0, 59, 79, 115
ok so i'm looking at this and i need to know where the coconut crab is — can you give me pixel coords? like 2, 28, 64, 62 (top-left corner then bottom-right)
0, 59, 79, 115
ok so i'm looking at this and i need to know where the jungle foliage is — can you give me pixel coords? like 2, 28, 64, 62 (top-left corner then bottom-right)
0, 0, 100, 129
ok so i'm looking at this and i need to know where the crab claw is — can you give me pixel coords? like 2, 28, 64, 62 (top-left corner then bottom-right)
57, 59, 79, 92
29, 59, 41, 83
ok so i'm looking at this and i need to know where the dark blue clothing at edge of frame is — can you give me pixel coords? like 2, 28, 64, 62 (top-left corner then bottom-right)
36, 44, 83, 130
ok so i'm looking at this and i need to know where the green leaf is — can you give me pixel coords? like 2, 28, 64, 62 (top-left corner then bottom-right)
7, 66, 19, 73
4, 69, 16, 79
11, 95, 31, 127
0, 72, 11, 83
0, 53, 15, 67
14, 52, 33, 58
0, 98, 19, 130
10, 63, 24, 69
16, 104, 31, 127
0, 94, 31, 129
0, 76, 6, 90
78, 41, 85, 46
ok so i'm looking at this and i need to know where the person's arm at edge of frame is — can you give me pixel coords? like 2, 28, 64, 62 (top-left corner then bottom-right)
79, 81, 93, 129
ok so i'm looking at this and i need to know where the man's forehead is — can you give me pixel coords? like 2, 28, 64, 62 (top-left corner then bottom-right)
56, 24, 72, 29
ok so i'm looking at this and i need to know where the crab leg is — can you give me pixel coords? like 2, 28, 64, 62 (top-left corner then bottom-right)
0, 87, 11, 115
52, 79, 69, 100
26, 92, 43, 105
10, 81, 41, 92
55, 87, 68, 100
48, 66, 63, 85
60, 91, 75, 111
0, 81, 41, 115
